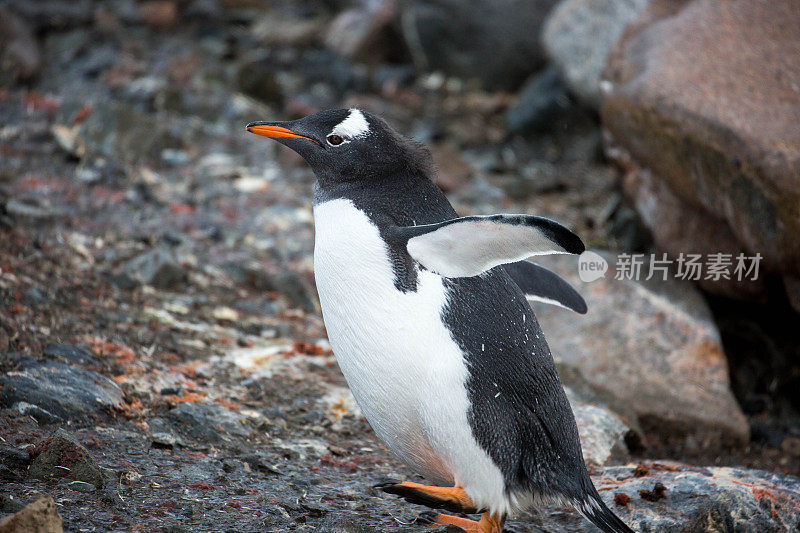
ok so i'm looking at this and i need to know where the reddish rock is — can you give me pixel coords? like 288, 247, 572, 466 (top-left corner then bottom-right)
602, 0, 800, 299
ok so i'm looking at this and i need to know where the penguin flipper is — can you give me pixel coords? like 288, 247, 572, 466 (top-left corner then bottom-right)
390, 214, 584, 278
502, 260, 587, 314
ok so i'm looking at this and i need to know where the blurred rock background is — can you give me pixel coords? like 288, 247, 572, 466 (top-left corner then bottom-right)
0, 0, 798, 531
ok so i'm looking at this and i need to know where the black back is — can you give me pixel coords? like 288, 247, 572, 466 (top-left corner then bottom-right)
316, 165, 591, 502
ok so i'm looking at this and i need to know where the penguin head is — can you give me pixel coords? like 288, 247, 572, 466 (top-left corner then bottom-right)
246, 108, 433, 186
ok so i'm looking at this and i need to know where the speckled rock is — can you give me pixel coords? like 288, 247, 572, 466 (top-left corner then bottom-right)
602, 0, 800, 299
592, 463, 800, 532
568, 391, 635, 467
532, 253, 748, 453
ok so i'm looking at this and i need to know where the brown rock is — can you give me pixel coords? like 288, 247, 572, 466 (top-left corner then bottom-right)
602, 0, 800, 297
533, 252, 749, 453
139, 1, 178, 28
0, 5, 41, 82
0, 496, 63, 533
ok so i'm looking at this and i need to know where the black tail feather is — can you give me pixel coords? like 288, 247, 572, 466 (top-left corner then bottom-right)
575, 492, 635, 533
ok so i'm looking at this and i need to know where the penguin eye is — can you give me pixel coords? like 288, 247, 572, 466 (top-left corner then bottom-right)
326, 134, 345, 146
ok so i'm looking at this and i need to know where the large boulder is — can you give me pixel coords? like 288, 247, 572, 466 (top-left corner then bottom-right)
532, 253, 749, 453
601, 0, 800, 300
398, 0, 558, 90
542, 0, 650, 107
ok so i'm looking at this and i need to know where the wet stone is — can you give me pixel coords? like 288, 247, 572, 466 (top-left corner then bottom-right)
165, 402, 249, 444
0, 361, 123, 421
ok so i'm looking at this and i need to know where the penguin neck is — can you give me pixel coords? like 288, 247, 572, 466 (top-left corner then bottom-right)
313, 173, 457, 228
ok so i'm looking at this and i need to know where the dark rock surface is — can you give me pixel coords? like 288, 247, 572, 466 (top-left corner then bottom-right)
0, 362, 123, 421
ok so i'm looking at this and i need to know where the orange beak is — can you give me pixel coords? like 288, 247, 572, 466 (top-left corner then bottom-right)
245, 123, 320, 145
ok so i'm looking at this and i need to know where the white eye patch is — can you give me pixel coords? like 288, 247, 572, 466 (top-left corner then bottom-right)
329, 109, 370, 143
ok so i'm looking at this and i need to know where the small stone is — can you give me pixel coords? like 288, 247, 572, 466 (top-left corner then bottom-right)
4, 198, 64, 220
139, 1, 178, 27
639, 481, 668, 502
0, 496, 63, 533
166, 403, 248, 444
29, 429, 103, 487
236, 60, 283, 106
780, 436, 800, 456
0, 445, 30, 481
118, 248, 186, 290
212, 306, 240, 322
251, 13, 326, 47
51, 125, 86, 159
613, 492, 631, 507
119, 471, 142, 486
222, 261, 318, 312
505, 66, 572, 133
66, 480, 96, 493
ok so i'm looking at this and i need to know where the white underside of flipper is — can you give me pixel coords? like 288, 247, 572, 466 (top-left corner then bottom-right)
313, 198, 515, 515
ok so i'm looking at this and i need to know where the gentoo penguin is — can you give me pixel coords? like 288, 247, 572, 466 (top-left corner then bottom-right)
246, 109, 633, 533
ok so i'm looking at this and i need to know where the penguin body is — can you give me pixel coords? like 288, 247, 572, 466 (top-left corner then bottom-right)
247, 109, 634, 533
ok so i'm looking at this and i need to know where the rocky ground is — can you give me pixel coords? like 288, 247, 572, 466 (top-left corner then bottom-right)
1, 0, 799, 531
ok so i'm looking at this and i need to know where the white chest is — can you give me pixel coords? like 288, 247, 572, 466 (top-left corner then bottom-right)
312, 198, 510, 511
313, 199, 466, 482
